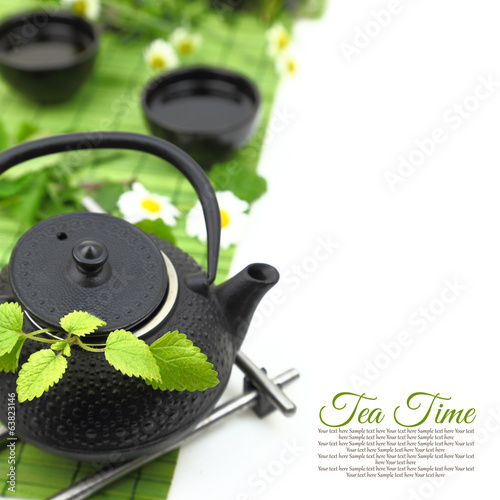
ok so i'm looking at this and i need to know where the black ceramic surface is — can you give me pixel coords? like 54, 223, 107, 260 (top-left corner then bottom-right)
0, 11, 98, 104
9, 213, 168, 333
142, 66, 261, 169
0, 132, 279, 462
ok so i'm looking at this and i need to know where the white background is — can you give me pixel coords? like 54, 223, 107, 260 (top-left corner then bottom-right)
169, 1, 500, 498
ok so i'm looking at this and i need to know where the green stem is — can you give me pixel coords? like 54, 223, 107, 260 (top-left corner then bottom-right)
102, 0, 175, 32
74, 337, 107, 353
26, 328, 55, 337
20, 333, 58, 345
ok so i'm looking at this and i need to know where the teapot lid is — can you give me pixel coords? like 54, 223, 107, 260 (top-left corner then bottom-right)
9, 212, 168, 333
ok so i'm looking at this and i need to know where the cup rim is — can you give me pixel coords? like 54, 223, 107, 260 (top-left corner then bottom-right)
0, 10, 99, 72
141, 65, 261, 136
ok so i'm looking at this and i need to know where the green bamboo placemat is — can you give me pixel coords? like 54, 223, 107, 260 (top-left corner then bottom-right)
0, 1, 280, 499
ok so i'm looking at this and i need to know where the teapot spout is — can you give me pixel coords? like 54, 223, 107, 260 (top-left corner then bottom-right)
215, 263, 279, 349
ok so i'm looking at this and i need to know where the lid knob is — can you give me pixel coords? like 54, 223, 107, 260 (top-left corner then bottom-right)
72, 239, 108, 275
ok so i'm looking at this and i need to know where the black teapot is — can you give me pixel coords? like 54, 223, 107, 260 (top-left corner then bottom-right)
0, 132, 279, 462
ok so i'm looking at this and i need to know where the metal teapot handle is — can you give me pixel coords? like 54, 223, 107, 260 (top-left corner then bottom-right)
0, 132, 221, 284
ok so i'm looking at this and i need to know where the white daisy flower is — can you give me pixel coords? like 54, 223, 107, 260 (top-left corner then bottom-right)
62, 0, 101, 21
117, 182, 181, 226
186, 191, 249, 250
266, 23, 292, 58
275, 51, 298, 77
170, 28, 202, 56
144, 39, 180, 73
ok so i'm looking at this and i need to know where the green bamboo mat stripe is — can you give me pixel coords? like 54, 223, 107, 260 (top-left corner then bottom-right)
0, 1, 280, 499
1, 442, 179, 500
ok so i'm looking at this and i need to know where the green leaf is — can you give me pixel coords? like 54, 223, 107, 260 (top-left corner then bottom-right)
0, 303, 24, 356
146, 331, 219, 392
0, 175, 32, 198
208, 163, 267, 204
295, 0, 328, 19
1, 156, 58, 181
92, 183, 125, 213
0, 119, 9, 151
16, 121, 40, 144
51, 342, 71, 357
105, 330, 161, 382
135, 218, 177, 245
17, 350, 68, 402
0, 338, 26, 373
0, 302, 23, 332
37, 173, 84, 220
12, 172, 48, 226
60, 311, 106, 337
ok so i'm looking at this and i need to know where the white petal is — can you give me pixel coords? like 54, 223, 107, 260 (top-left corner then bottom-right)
186, 201, 207, 242
147, 39, 171, 53
216, 191, 249, 214
220, 212, 249, 249
266, 23, 286, 42
117, 191, 140, 216
86, 0, 101, 20
131, 182, 150, 196
186, 193, 250, 247
275, 51, 298, 77
170, 28, 202, 54
144, 39, 179, 69
63, 0, 101, 21
158, 204, 181, 226
117, 183, 180, 226
170, 28, 189, 44
266, 23, 290, 58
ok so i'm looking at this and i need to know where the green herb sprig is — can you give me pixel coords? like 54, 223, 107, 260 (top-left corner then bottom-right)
0, 303, 219, 402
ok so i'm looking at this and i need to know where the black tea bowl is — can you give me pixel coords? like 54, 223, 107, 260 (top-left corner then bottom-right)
142, 66, 261, 169
0, 11, 98, 105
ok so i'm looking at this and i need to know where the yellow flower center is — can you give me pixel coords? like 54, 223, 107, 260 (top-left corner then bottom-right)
220, 209, 231, 229
141, 198, 162, 213
150, 54, 166, 71
278, 32, 291, 51
287, 58, 297, 75
178, 39, 195, 55
72, 0, 87, 17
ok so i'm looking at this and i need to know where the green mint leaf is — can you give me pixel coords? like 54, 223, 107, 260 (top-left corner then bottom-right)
51, 342, 71, 357
146, 331, 219, 392
13, 172, 48, 227
135, 219, 177, 245
0, 338, 26, 373
60, 311, 106, 337
92, 182, 125, 213
208, 163, 267, 204
0, 302, 24, 356
0, 174, 32, 198
0, 302, 23, 332
0, 119, 9, 150
105, 330, 161, 383
17, 350, 68, 402
16, 121, 39, 144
